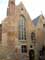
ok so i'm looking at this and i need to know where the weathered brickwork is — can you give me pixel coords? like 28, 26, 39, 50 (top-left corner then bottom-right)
0, 24, 2, 42
0, 0, 45, 60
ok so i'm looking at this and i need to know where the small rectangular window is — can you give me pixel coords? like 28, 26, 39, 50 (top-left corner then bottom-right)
43, 24, 45, 27
31, 32, 36, 40
21, 45, 27, 53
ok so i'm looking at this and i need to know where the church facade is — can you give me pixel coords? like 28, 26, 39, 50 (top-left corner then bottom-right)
0, 0, 45, 60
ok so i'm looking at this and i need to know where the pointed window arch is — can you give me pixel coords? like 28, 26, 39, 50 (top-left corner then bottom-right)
19, 15, 26, 40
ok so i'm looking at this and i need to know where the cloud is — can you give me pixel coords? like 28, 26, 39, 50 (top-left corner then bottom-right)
16, 0, 42, 19
0, 0, 8, 23
0, 0, 45, 23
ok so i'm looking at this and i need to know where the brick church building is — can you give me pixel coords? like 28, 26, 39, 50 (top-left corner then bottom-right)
0, 0, 45, 60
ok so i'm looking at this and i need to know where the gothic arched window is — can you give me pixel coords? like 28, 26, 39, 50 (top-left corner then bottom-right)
19, 15, 26, 40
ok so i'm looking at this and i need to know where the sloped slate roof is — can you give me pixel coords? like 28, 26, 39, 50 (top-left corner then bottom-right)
32, 15, 40, 26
